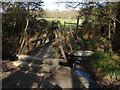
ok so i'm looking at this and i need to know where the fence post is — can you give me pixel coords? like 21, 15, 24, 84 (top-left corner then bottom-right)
33, 32, 41, 48
64, 21, 66, 28
76, 15, 80, 32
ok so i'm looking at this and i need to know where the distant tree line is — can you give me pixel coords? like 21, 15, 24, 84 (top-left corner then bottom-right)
43, 9, 79, 19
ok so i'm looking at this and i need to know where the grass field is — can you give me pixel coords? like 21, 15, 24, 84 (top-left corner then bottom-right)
37, 18, 83, 26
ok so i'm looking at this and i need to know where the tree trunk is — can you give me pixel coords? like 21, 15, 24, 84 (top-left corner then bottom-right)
112, 2, 120, 53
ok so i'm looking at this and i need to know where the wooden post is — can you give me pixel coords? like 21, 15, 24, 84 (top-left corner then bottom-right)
58, 21, 62, 29
18, 39, 25, 54
26, 30, 30, 51
53, 31, 60, 58
54, 38, 60, 58
76, 15, 80, 31
18, 19, 29, 54
63, 27, 67, 51
64, 34, 67, 50
69, 27, 73, 51
59, 45, 67, 59
34, 31, 41, 48
70, 26, 74, 39
64, 21, 66, 28
75, 15, 80, 40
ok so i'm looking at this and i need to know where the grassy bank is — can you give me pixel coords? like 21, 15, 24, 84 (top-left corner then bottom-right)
75, 38, 120, 85
89, 51, 120, 79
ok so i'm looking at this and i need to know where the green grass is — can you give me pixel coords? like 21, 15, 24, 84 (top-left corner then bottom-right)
89, 51, 120, 79
37, 18, 83, 26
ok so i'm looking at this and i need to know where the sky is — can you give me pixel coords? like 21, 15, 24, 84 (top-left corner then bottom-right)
1, 0, 120, 11
43, 0, 70, 11
42, 0, 120, 11
42, 0, 89, 11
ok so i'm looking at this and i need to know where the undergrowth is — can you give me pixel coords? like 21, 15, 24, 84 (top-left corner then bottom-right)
74, 38, 111, 52
88, 51, 120, 79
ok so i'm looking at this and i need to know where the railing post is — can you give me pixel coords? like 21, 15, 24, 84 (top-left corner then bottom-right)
64, 21, 66, 28
27, 30, 30, 51
33, 31, 41, 48
76, 15, 80, 31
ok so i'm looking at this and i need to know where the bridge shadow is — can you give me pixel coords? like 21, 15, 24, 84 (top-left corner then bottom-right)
2, 66, 62, 88
2, 67, 41, 88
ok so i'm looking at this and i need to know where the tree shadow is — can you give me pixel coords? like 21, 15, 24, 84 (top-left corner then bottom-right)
2, 67, 42, 88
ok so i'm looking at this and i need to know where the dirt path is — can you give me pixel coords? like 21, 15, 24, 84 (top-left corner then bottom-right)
2, 60, 86, 88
